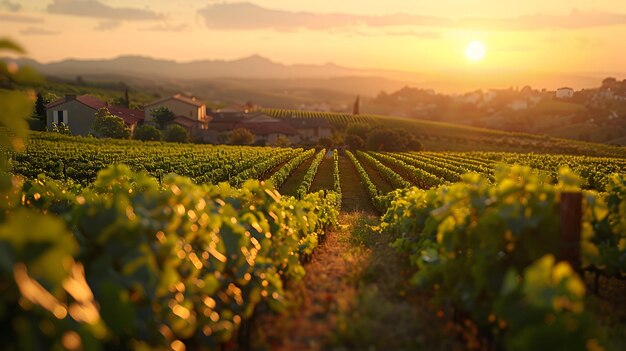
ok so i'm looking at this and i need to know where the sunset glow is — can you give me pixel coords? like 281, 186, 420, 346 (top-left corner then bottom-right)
3, 1, 626, 90
465, 41, 486, 62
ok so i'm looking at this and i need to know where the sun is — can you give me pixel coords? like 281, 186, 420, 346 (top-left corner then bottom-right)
465, 40, 486, 62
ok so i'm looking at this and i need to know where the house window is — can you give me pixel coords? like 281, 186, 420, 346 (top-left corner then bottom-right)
53, 110, 68, 125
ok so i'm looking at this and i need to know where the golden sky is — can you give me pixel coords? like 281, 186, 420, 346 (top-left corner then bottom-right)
3, 1, 626, 80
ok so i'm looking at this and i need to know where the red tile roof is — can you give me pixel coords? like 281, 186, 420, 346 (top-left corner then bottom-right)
46, 95, 144, 125
47, 95, 107, 110
208, 122, 239, 132
146, 94, 205, 108
171, 116, 205, 128
108, 106, 145, 125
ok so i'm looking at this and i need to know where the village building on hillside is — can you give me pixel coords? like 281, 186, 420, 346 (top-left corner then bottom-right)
201, 112, 333, 146
284, 118, 332, 143
46, 95, 143, 135
237, 114, 300, 145
144, 94, 210, 134
555, 87, 574, 99
46, 92, 333, 146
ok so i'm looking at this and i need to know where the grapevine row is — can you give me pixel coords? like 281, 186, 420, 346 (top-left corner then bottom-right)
345, 150, 385, 211
296, 149, 326, 199
368, 152, 446, 189
381, 165, 626, 350
410, 152, 495, 181
6, 164, 341, 350
356, 151, 411, 190
231, 148, 303, 187
268, 148, 316, 188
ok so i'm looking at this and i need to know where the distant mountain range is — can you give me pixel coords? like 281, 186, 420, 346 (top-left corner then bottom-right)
12, 55, 418, 83
6, 55, 620, 109
10, 55, 616, 94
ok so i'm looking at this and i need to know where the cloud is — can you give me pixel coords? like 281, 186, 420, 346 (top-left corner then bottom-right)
142, 23, 188, 32
0, 0, 21, 12
95, 20, 122, 31
0, 13, 44, 23
47, 0, 164, 21
197, 3, 626, 32
330, 28, 440, 39
383, 30, 441, 39
197, 3, 447, 31
20, 27, 60, 36
462, 10, 626, 30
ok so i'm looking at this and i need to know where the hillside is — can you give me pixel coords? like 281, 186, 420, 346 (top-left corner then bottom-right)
263, 109, 626, 158
27, 77, 626, 157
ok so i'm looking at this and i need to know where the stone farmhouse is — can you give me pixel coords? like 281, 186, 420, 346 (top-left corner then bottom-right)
46, 95, 143, 135
45, 93, 333, 145
144, 94, 210, 136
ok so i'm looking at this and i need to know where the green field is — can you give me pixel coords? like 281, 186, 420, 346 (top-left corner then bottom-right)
3, 120, 626, 350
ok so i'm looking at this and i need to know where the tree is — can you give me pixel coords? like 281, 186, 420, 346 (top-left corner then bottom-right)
345, 122, 370, 140
353, 95, 360, 115
133, 125, 162, 141
366, 128, 406, 151
228, 128, 255, 145
602, 77, 617, 90
274, 135, 292, 147
91, 108, 131, 139
110, 96, 128, 107
151, 106, 176, 130
345, 134, 365, 149
124, 86, 130, 108
405, 136, 423, 151
163, 124, 189, 143
393, 129, 422, 151
33, 92, 46, 121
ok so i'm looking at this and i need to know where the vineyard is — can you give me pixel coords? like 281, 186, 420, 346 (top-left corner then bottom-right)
2, 78, 626, 349
262, 108, 626, 158
3, 127, 626, 349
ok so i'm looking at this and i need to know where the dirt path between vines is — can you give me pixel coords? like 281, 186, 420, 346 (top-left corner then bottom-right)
255, 212, 369, 351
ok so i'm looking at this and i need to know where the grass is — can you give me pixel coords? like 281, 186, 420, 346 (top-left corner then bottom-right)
529, 99, 586, 115
355, 153, 394, 194
337, 155, 374, 212
310, 153, 335, 193
330, 213, 465, 351
279, 155, 316, 196
369, 152, 420, 187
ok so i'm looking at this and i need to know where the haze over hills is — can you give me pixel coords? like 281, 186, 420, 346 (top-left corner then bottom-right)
9, 55, 616, 96
12, 55, 417, 86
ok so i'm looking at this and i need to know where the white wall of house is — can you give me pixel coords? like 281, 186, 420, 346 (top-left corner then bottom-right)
294, 127, 332, 142
46, 100, 97, 136
556, 88, 574, 99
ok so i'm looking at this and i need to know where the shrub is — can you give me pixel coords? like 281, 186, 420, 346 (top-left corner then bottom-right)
150, 106, 176, 130
163, 124, 189, 143
133, 125, 162, 141
345, 134, 365, 149
51, 122, 72, 135
228, 128, 254, 145
91, 108, 131, 139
